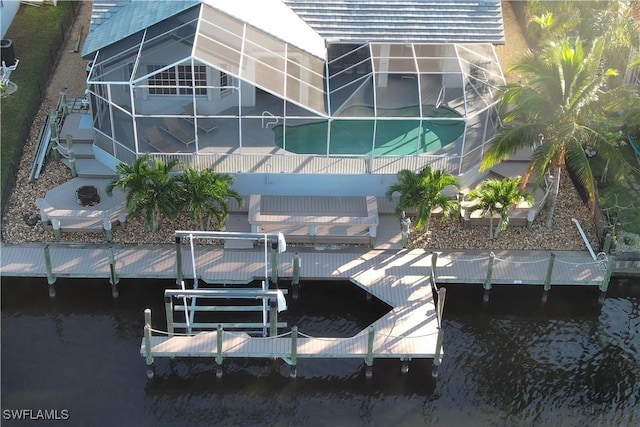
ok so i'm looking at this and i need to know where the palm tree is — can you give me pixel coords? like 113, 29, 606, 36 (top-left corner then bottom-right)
177, 167, 242, 230
466, 177, 533, 240
385, 166, 459, 232
106, 154, 181, 232
481, 37, 628, 228
526, 1, 640, 86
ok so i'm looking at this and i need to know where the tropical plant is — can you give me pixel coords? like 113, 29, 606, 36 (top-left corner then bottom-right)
176, 167, 242, 230
106, 154, 181, 232
526, 1, 640, 87
466, 177, 533, 240
481, 37, 629, 228
385, 166, 459, 232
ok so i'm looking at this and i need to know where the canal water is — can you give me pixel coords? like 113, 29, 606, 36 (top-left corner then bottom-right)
1, 277, 638, 426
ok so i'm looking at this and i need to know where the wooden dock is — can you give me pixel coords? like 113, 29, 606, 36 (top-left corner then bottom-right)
1, 242, 612, 377
0, 244, 608, 288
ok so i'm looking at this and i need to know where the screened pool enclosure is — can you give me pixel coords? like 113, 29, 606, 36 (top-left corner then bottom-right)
86, 3, 505, 175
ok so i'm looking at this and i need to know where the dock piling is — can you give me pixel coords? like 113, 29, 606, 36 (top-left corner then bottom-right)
175, 237, 183, 285
269, 299, 278, 337
104, 220, 112, 242
542, 252, 556, 304
292, 253, 300, 301
118, 213, 127, 230
216, 324, 224, 378
108, 247, 119, 298
365, 326, 375, 379
43, 244, 56, 297
52, 219, 62, 241
599, 255, 615, 304
143, 309, 154, 378
483, 252, 495, 303
431, 328, 445, 378
165, 296, 174, 337
290, 326, 298, 378
270, 245, 278, 286
401, 358, 410, 374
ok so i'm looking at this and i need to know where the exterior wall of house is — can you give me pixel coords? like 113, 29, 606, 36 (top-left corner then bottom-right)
1, 0, 21, 39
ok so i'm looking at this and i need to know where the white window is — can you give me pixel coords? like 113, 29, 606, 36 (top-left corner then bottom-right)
148, 65, 207, 95
220, 71, 232, 97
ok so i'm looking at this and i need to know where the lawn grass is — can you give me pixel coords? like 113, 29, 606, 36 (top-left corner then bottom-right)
0, 2, 74, 211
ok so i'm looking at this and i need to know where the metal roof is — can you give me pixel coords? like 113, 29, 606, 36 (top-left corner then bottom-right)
83, 0, 504, 58
82, 1, 199, 57
283, 0, 505, 44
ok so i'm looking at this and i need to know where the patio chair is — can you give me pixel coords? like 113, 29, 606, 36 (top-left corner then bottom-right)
162, 117, 196, 145
144, 127, 175, 152
182, 103, 218, 135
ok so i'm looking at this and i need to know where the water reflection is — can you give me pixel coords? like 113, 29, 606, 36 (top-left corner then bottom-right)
1, 277, 638, 426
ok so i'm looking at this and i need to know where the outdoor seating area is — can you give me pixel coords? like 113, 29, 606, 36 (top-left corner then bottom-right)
144, 127, 183, 153
34, 177, 126, 233
162, 117, 195, 146
183, 103, 218, 135
248, 195, 379, 246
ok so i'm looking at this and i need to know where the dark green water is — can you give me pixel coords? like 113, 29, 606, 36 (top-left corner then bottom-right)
1, 277, 638, 426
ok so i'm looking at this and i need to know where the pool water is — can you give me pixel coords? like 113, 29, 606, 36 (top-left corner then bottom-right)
274, 105, 464, 156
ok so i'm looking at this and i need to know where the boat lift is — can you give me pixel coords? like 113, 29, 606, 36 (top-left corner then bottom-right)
171, 231, 288, 337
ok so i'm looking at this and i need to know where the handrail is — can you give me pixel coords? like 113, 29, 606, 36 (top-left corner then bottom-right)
261, 111, 278, 128
436, 86, 445, 108
571, 217, 597, 260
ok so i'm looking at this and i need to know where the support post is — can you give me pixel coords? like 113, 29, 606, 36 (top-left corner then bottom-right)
108, 247, 119, 298
483, 252, 495, 303
118, 213, 127, 230
43, 244, 56, 297
462, 209, 470, 230
541, 252, 556, 304
66, 135, 77, 178
164, 296, 174, 337
59, 88, 68, 116
602, 233, 613, 254
401, 358, 410, 374
216, 324, 224, 378
52, 219, 62, 241
40, 211, 51, 229
437, 287, 446, 325
431, 328, 445, 378
369, 225, 377, 248
292, 252, 300, 301
104, 220, 112, 242
175, 237, 183, 285
270, 246, 278, 286
143, 309, 154, 378
599, 255, 615, 304
365, 326, 375, 379
429, 252, 438, 290
269, 299, 278, 337
527, 210, 536, 229
290, 326, 298, 378
400, 215, 411, 248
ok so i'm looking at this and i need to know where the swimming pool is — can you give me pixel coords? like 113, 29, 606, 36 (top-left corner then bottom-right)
274, 105, 464, 156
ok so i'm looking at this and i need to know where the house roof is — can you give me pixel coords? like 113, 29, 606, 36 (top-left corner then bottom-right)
83, 0, 504, 57
283, 0, 504, 44
83, 1, 199, 57
201, 0, 326, 59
